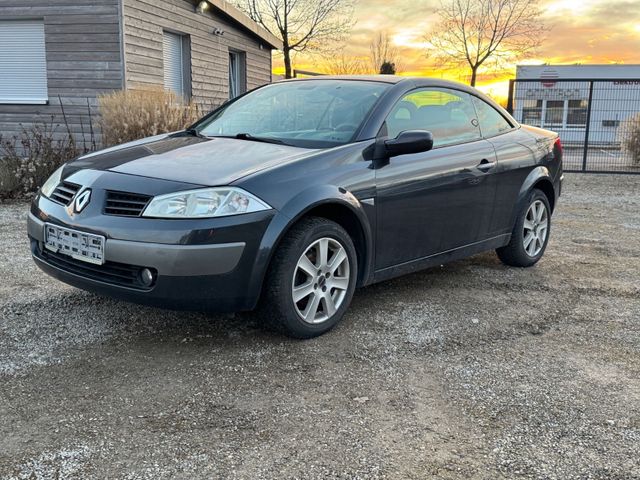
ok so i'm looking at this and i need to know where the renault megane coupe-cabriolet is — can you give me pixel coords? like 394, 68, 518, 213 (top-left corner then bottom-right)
28, 76, 562, 338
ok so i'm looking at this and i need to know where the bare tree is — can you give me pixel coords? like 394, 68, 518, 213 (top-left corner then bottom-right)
322, 52, 368, 75
425, 0, 545, 86
369, 32, 402, 74
235, 0, 355, 79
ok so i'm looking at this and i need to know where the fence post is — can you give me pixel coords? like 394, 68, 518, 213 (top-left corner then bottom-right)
506, 79, 515, 114
582, 81, 594, 172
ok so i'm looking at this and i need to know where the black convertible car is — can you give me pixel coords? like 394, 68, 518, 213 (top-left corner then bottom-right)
28, 76, 562, 338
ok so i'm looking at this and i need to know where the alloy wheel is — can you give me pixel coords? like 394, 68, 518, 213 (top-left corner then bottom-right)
291, 237, 350, 324
523, 200, 548, 257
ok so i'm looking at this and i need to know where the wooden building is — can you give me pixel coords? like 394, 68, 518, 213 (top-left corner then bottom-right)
0, 0, 281, 147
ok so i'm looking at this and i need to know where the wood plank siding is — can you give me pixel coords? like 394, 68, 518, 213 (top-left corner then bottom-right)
0, 0, 276, 153
0, 0, 123, 148
122, 0, 273, 109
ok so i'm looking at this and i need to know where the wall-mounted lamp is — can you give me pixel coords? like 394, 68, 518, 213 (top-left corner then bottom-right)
213, 27, 224, 36
195, 0, 210, 14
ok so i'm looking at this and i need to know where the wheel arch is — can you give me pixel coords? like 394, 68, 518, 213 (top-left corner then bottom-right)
509, 167, 556, 232
532, 177, 556, 213
243, 186, 375, 310
294, 202, 370, 285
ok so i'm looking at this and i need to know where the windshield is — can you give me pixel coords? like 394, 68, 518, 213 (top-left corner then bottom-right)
197, 80, 389, 148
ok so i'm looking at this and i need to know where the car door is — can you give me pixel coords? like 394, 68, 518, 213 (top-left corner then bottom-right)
375, 87, 499, 270
470, 95, 536, 237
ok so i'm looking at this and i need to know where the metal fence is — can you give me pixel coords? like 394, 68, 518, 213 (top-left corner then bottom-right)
507, 78, 640, 174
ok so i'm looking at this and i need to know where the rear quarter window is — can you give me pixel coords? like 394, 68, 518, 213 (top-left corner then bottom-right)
472, 96, 513, 138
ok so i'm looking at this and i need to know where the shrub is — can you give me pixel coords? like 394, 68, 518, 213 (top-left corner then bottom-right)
98, 88, 201, 147
0, 89, 203, 199
0, 118, 83, 199
379, 61, 396, 75
619, 113, 640, 166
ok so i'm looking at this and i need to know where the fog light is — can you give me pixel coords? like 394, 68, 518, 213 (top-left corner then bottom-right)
140, 268, 156, 287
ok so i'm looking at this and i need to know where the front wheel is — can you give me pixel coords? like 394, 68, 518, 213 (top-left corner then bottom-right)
497, 189, 551, 267
259, 217, 358, 339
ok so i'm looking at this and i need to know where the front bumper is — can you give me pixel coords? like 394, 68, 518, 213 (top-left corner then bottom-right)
29, 212, 245, 277
28, 198, 275, 311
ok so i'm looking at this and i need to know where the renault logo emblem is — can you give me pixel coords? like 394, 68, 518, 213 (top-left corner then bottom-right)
74, 189, 91, 213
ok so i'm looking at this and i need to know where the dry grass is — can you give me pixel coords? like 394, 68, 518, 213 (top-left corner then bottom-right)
98, 88, 201, 147
0, 89, 205, 199
619, 112, 640, 166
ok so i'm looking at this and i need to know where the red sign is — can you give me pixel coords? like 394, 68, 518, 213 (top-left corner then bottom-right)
540, 69, 559, 88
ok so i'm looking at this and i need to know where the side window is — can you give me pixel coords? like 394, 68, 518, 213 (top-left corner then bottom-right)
386, 88, 481, 147
471, 96, 513, 137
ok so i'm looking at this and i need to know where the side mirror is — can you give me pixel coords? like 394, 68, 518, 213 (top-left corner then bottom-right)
384, 130, 434, 157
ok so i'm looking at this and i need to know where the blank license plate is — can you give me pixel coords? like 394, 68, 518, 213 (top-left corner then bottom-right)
44, 223, 105, 265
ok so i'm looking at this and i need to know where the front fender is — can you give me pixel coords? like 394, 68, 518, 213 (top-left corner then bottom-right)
242, 185, 374, 310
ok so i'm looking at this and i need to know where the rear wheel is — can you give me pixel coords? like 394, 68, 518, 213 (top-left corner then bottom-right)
497, 189, 551, 267
259, 217, 357, 338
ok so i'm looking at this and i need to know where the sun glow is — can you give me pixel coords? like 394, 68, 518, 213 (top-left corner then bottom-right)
392, 27, 430, 50
271, 0, 640, 100
545, 0, 599, 16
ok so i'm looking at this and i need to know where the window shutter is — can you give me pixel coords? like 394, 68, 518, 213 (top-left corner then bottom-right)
163, 31, 184, 97
0, 20, 48, 104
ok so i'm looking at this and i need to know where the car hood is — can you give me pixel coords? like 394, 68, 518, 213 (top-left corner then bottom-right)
66, 133, 316, 186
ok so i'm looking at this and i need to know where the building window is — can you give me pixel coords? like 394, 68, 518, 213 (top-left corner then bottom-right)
544, 100, 564, 128
566, 99, 588, 127
163, 31, 190, 98
602, 119, 620, 128
229, 50, 246, 99
522, 100, 542, 126
521, 99, 588, 129
0, 20, 48, 104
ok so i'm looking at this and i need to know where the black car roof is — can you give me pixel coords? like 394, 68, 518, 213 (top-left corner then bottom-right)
279, 75, 481, 93
282, 75, 407, 84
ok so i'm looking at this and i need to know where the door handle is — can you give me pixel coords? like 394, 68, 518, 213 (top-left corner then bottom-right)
476, 159, 496, 172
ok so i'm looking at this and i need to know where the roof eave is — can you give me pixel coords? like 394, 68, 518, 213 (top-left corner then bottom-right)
206, 0, 283, 50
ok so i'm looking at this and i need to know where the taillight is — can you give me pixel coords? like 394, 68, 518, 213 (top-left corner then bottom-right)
554, 137, 562, 155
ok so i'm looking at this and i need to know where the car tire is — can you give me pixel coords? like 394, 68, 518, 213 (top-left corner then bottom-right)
259, 216, 358, 339
496, 189, 551, 268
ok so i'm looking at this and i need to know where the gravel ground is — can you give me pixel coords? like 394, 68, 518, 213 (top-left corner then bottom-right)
1, 173, 639, 479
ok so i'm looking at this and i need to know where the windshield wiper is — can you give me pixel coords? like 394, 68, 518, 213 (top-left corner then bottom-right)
233, 133, 285, 145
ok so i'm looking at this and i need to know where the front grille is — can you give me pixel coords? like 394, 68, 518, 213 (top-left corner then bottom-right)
50, 181, 81, 206
104, 191, 152, 217
37, 244, 154, 290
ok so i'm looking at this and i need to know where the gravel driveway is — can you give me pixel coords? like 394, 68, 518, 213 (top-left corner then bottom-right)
1, 173, 639, 479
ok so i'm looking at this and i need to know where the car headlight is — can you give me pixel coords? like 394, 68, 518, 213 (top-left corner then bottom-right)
40, 165, 65, 198
142, 187, 271, 219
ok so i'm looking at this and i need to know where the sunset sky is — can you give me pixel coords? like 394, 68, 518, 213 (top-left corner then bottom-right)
272, 0, 640, 99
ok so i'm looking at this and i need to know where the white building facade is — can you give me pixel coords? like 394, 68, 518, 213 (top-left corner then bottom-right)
513, 65, 640, 147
